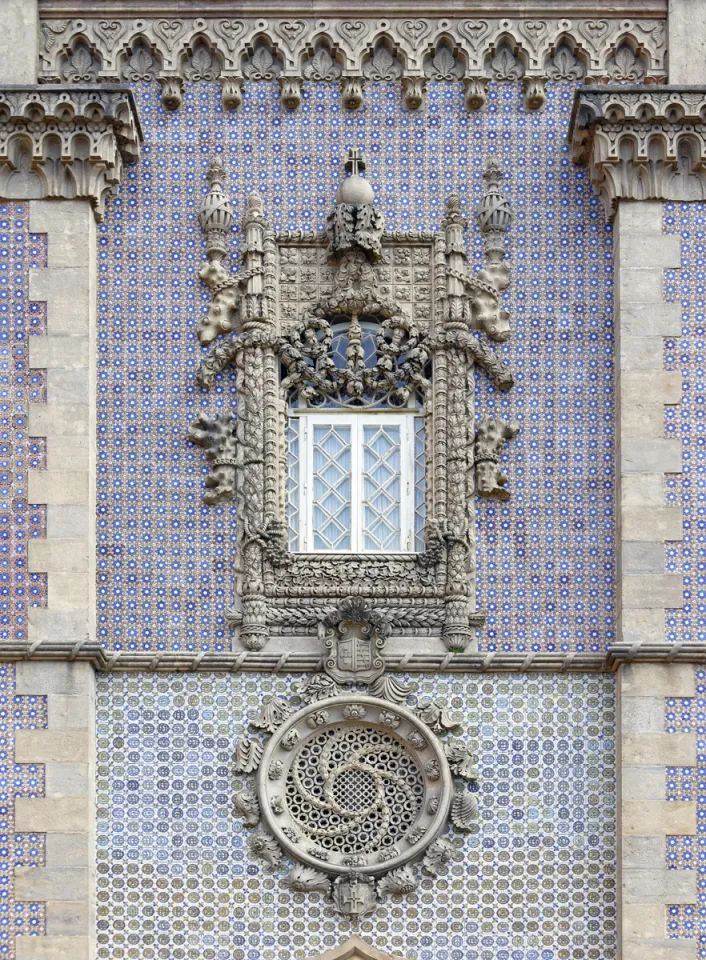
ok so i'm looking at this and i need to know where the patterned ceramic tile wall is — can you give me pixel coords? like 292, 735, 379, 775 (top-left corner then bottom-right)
665, 201, 706, 642
0, 663, 47, 958
96, 79, 614, 653
0, 205, 47, 644
94, 671, 617, 960
667, 668, 706, 954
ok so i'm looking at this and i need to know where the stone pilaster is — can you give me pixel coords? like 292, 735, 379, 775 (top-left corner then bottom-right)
27, 201, 96, 647
613, 202, 683, 648
618, 664, 698, 960
13, 661, 96, 960
0, 0, 38, 85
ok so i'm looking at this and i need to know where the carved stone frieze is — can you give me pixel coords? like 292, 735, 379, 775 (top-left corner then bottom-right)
37, 18, 667, 113
569, 85, 706, 219
189, 151, 517, 652
0, 85, 141, 220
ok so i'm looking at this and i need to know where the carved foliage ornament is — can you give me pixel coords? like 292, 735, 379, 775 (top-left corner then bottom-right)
188, 152, 518, 653
233, 601, 479, 918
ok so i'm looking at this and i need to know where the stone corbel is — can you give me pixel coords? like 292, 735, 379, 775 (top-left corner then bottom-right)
279, 75, 303, 110
0, 85, 141, 220
569, 85, 706, 219
401, 76, 426, 111
341, 76, 365, 110
158, 73, 184, 111
463, 77, 489, 111
522, 76, 547, 111
220, 74, 244, 110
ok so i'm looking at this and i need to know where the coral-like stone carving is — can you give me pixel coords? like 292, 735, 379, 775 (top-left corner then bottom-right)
474, 415, 519, 501
189, 151, 519, 652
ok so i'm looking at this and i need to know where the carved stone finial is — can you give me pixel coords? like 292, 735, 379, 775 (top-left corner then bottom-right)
327, 149, 384, 262
402, 77, 426, 111
198, 157, 234, 262
463, 77, 489, 111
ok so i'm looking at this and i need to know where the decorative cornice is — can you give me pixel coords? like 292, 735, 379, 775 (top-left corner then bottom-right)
2, 640, 706, 673
569, 84, 706, 219
0, 84, 141, 219
36, 17, 667, 112
37, 1, 668, 14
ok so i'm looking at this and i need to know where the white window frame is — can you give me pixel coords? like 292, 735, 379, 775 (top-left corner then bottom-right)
290, 411, 417, 554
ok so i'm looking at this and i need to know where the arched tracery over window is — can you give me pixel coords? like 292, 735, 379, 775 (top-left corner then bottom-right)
189, 149, 517, 652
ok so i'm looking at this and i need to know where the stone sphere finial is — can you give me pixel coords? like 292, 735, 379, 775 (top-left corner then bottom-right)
336, 147, 375, 205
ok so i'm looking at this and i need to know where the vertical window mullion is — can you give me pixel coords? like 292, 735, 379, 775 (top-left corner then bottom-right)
400, 416, 412, 552
304, 418, 312, 552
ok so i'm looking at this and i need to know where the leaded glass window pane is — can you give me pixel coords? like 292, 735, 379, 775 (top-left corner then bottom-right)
286, 418, 300, 549
414, 416, 426, 552
312, 424, 352, 551
362, 424, 401, 551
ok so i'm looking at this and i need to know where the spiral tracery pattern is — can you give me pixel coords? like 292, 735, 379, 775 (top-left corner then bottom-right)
284, 726, 425, 854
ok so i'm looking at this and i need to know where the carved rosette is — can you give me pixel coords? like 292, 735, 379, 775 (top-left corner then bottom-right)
233, 657, 480, 917
258, 697, 453, 877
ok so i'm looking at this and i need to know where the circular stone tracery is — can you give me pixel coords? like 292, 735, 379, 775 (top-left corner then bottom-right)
258, 695, 453, 877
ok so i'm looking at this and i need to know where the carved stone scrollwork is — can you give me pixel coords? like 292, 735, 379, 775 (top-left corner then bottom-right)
189, 151, 518, 652
569, 86, 706, 219
0, 85, 141, 221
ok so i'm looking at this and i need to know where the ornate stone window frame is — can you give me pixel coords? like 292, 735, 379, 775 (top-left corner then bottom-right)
189, 152, 518, 652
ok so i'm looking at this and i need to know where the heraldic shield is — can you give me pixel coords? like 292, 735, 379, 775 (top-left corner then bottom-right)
320, 597, 389, 685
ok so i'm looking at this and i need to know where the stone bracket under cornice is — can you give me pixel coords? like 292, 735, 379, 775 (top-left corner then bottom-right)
569, 84, 706, 219
0, 84, 142, 220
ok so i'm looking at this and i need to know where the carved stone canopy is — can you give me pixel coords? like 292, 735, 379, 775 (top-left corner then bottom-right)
0, 85, 142, 220
569, 85, 706, 219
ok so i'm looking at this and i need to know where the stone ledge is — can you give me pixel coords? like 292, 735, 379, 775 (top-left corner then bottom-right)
14, 866, 88, 902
